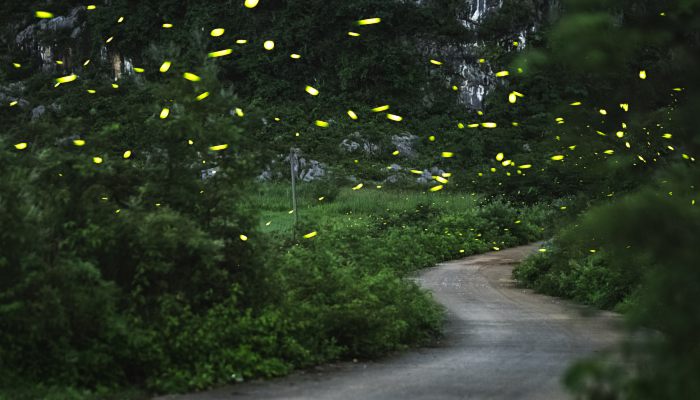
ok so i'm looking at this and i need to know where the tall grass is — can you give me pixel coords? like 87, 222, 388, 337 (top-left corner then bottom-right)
252, 182, 479, 235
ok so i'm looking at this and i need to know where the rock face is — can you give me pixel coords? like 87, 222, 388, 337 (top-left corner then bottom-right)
15, 7, 133, 79
258, 150, 327, 182
420, 0, 506, 109
391, 134, 419, 158
339, 132, 380, 155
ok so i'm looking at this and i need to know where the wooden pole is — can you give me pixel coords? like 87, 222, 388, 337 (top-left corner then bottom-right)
290, 149, 298, 240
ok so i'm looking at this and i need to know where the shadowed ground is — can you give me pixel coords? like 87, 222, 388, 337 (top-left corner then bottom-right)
157, 244, 622, 400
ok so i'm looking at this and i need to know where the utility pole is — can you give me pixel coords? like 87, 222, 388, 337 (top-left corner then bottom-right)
290, 148, 298, 240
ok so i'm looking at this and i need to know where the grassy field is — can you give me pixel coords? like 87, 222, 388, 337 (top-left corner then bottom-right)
253, 183, 480, 236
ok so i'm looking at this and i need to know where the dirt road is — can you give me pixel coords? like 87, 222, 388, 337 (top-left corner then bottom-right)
157, 244, 622, 400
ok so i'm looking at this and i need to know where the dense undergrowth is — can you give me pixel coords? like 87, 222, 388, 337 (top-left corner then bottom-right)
513, 166, 700, 399
0, 180, 554, 399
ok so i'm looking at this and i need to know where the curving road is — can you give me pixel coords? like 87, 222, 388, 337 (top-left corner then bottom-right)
157, 244, 622, 400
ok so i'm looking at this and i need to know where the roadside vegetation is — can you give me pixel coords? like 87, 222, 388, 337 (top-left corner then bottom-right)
2, 0, 699, 399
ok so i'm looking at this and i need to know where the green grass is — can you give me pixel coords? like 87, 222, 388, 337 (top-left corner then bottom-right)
253, 183, 479, 236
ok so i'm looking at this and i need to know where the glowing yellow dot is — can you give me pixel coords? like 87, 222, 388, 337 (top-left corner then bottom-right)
14, 142, 28, 150
210, 144, 229, 151
55, 74, 77, 84
93, 156, 103, 164
357, 18, 381, 25
372, 105, 389, 112
196, 92, 210, 101
315, 120, 329, 127
244, 0, 259, 8
183, 72, 201, 82
73, 139, 86, 147
481, 122, 497, 128
305, 85, 319, 96
303, 231, 318, 239
442, 152, 454, 158
347, 110, 358, 120
352, 183, 364, 190
210, 28, 225, 37
159, 61, 171, 72
160, 108, 170, 119
239, 234, 248, 241
496, 153, 504, 161
162, 23, 173, 28
123, 150, 132, 159
133, 67, 145, 73
387, 114, 403, 122
551, 155, 564, 161
495, 71, 509, 77
348, 32, 360, 37
35, 11, 54, 19
290, 53, 301, 59
263, 40, 275, 50
208, 49, 233, 58
430, 59, 443, 66
430, 185, 444, 192
639, 70, 647, 80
